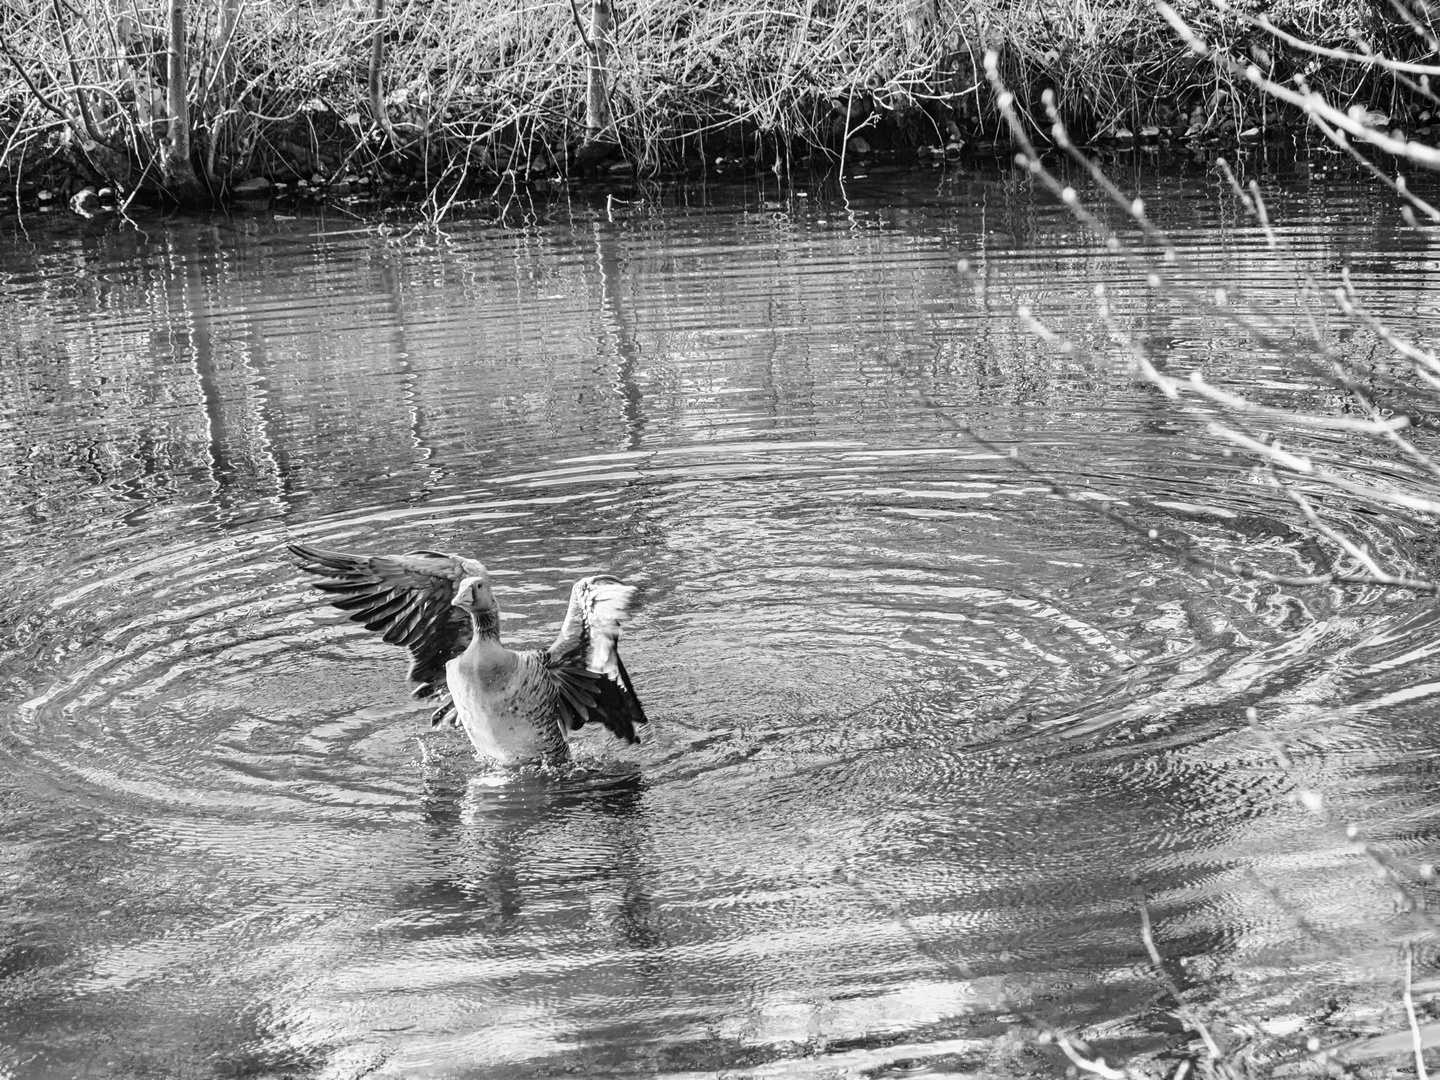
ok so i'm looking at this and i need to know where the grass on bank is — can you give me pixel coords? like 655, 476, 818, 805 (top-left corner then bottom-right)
0, 0, 1432, 204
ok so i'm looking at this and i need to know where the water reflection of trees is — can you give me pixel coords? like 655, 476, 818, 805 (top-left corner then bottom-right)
0, 179, 1410, 537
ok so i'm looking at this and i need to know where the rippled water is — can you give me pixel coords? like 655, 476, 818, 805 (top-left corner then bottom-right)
3, 154, 1440, 1078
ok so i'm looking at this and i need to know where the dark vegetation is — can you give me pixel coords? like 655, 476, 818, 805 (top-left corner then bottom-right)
0, 0, 1436, 210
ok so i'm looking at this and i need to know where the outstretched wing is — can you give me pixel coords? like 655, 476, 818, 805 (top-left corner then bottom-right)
287, 542, 482, 702
545, 575, 647, 743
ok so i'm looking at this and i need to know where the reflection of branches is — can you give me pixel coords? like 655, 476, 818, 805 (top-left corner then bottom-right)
1134, 885, 1223, 1061
915, 359, 1438, 595
953, 38, 1440, 1069
1248, 707, 1440, 941
1338, 269, 1440, 395
963, 51, 1440, 599
1007, 296, 1438, 587
840, 869, 1172, 1079
846, 850, 1323, 1075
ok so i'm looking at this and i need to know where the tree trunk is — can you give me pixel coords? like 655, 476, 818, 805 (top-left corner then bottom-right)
205, 0, 244, 184
584, 0, 613, 142
216, 0, 241, 78
162, 0, 208, 204
369, 0, 396, 146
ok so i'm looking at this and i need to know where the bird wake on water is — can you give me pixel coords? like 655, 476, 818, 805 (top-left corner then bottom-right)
287, 543, 647, 767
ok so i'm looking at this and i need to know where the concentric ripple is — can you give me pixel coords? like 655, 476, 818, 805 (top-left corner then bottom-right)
2, 159, 1439, 1079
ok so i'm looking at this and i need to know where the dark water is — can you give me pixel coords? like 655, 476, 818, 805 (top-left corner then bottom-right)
3, 154, 1439, 1078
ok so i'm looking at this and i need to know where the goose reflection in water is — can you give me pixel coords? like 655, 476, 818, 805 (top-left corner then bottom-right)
402, 767, 663, 952
230, 766, 667, 1076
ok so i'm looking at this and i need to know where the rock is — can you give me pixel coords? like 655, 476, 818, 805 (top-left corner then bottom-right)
569, 139, 617, 176
70, 187, 100, 217
278, 141, 315, 173
231, 176, 272, 196
847, 135, 871, 154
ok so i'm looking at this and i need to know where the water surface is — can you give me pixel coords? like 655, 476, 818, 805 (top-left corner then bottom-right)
3, 154, 1440, 1078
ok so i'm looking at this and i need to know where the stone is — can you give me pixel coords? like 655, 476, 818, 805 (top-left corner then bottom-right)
232, 176, 273, 196
69, 188, 101, 217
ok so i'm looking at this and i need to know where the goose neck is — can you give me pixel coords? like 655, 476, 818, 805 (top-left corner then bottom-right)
468, 607, 501, 643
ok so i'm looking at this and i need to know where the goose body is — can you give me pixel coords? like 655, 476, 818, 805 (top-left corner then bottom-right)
288, 543, 647, 766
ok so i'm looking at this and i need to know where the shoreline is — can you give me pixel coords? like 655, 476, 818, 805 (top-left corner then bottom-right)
0, 117, 1391, 220
0, 0, 1425, 211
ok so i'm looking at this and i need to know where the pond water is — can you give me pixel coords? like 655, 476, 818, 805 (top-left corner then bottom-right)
2, 152, 1440, 1079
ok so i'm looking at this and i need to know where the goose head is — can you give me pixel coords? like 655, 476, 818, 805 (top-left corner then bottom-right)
452, 572, 497, 614
453, 572, 501, 640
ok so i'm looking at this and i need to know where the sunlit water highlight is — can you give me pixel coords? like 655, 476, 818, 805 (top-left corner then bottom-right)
2, 155, 1440, 1078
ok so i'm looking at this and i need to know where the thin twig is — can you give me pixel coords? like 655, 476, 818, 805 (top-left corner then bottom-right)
1135, 884, 1224, 1062
1405, 944, 1430, 1080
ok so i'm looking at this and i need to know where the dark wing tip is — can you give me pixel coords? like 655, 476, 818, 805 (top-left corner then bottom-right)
287, 541, 316, 565
589, 669, 648, 744
547, 660, 647, 745
287, 542, 361, 575
287, 542, 473, 695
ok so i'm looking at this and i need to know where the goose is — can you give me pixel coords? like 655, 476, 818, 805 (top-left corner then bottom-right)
287, 543, 647, 766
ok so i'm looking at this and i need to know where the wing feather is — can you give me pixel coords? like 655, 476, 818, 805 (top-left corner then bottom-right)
353, 595, 409, 623
288, 542, 481, 700
544, 575, 647, 743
